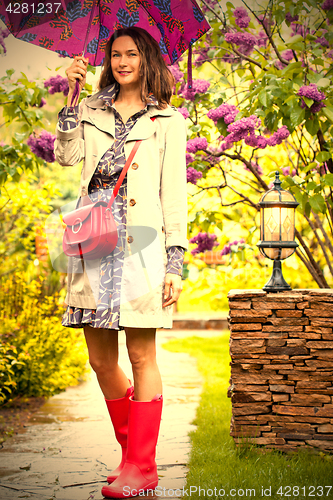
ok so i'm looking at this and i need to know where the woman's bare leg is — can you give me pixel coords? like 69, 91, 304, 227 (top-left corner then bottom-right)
125, 327, 162, 401
83, 325, 130, 400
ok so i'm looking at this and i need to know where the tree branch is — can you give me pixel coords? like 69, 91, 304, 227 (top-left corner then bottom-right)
312, 211, 333, 258
317, 128, 333, 173
295, 229, 329, 287
232, 47, 266, 70
200, 0, 226, 25
241, 0, 289, 66
303, 213, 333, 277
295, 249, 325, 288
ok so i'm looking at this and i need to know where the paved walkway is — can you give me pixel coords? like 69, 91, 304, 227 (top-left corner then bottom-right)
0, 329, 219, 500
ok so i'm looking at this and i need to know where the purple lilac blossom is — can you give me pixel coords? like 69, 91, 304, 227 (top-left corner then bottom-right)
178, 107, 190, 119
233, 7, 250, 28
266, 126, 290, 146
186, 153, 195, 165
194, 48, 209, 67
258, 14, 274, 30
291, 23, 310, 38
182, 79, 211, 101
322, 0, 333, 9
300, 100, 326, 113
33, 97, 47, 108
225, 32, 257, 48
256, 31, 268, 47
168, 64, 184, 83
44, 75, 69, 96
189, 232, 219, 255
298, 83, 326, 102
186, 167, 203, 185
201, 0, 216, 13
186, 137, 208, 153
285, 13, 299, 23
281, 166, 296, 176
27, 130, 56, 162
220, 238, 245, 256
281, 50, 294, 62
207, 103, 239, 124
316, 36, 329, 47
226, 115, 261, 142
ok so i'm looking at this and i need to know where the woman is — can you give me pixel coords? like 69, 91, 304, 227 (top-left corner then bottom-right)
54, 27, 188, 499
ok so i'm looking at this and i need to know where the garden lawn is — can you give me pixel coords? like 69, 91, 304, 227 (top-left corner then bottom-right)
163, 333, 333, 500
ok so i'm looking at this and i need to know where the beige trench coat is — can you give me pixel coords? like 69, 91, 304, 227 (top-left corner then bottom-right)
54, 86, 188, 329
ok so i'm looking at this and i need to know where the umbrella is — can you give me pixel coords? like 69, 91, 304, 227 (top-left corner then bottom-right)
0, 0, 210, 72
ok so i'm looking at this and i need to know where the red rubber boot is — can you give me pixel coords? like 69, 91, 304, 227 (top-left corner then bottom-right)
102, 394, 163, 499
105, 384, 134, 484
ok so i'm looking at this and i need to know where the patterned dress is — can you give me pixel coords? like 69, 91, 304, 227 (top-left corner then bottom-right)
58, 84, 185, 330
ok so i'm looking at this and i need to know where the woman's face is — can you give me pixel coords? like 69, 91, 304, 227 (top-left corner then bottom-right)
111, 35, 141, 88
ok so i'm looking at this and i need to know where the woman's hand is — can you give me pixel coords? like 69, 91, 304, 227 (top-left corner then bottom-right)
162, 272, 183, 308
65, 56, 89, 106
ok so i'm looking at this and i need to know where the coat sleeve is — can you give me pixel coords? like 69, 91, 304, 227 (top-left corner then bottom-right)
54, 98, 86, 167
160, 111, 188, 251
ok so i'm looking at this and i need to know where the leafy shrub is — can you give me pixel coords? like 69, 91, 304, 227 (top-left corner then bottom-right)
0, 272, 88, 404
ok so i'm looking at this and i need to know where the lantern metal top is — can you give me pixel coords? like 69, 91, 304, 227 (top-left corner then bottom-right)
259, 171, 299, 209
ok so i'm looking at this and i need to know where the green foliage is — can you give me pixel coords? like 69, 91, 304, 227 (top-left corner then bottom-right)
0, 71, 48, 186
0, 272, 87, 404
0, 177, 61, 272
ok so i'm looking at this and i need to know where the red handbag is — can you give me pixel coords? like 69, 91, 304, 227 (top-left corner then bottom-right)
62, 124, 152, 260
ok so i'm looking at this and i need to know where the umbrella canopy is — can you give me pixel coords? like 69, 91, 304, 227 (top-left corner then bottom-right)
0, 0, 210, 66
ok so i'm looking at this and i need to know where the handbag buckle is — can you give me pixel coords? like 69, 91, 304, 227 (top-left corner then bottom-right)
105, 208, 111, 220
71, 219, 82, 234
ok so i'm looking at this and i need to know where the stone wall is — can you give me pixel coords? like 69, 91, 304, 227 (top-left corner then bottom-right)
227, 289, 333, 453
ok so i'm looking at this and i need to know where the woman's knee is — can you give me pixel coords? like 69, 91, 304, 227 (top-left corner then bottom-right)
88, 355, 118, 377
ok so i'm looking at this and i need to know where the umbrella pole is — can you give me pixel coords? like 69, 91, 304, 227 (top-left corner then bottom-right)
70, 0, 98, 106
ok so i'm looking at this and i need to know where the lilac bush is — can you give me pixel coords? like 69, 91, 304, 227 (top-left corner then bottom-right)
220, 239, 245, 256
181, 79, 210, 101
187, 167, 203, 185
44, 75, 69, 96
178, 107, 190, 119
207, 104, 239, 125
27, 131, 56, 163
189, 232, 219, 255
173, 0, 333, 288
186, 137, 208, 154
233, 7, 250, 28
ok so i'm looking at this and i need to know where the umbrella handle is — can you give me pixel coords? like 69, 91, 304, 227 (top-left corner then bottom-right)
70, 80, 81, 107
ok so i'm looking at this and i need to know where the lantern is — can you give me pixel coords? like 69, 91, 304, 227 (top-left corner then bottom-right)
257, 171, 299, 292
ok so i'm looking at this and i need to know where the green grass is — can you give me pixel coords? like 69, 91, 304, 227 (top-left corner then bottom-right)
163, 333, 333, 500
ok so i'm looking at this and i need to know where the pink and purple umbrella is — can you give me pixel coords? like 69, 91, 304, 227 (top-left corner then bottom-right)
0, 0, 210, 69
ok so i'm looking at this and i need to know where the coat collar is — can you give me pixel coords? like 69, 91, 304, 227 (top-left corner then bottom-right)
85, 84, 176, 117
83, 84, 177, 140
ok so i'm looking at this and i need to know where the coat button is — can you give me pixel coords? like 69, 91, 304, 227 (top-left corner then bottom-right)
129, 199, 136, 206
162, 226, 165, 232
132, 163, 139, 169
127, 236, 133, 243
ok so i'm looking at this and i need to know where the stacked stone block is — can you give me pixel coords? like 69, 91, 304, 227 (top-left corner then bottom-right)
227, 289, 333, 453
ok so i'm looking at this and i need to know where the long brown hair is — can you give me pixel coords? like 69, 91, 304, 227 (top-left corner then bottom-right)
98, 27, 175, 109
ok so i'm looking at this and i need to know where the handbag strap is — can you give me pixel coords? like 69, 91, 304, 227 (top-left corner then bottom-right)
106, 116, 157, 210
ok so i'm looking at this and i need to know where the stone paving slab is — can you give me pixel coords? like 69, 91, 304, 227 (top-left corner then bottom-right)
0, 329, 217, 500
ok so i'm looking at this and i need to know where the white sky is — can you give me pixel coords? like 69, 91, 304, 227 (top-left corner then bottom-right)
0, 29, 101, 85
